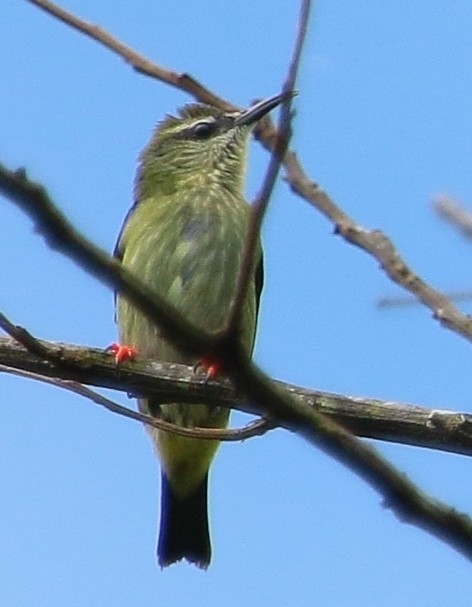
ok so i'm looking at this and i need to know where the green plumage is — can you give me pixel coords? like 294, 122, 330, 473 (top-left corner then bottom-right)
114, 94, 284, 568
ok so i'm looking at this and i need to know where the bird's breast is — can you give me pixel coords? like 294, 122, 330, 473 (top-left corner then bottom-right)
120, 189, 256, 340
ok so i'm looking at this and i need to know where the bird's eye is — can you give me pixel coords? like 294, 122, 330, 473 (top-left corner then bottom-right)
193, 121, 214, 139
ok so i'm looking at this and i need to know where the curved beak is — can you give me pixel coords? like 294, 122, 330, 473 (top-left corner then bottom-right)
233, 92, 294, 127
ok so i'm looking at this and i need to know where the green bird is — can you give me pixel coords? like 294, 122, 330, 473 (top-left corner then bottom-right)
114, 93, 285, 569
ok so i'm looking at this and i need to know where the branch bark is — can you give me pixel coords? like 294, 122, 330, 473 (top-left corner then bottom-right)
1, 334, 472, 457
8, 0, 472, 566
24, 0, 472, 342
3, 124, 472, 565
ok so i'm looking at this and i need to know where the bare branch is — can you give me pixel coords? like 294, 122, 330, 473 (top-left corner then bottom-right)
0, 311, 56, 360
3, 164, 472, 561
23, 1, 472, 346
0, 333, 472, 457
0, 363, 272, 441
225, 97, 294, 337
377, 195, 472, 308
0, 308, 272, 441
24, 0, 234, 109
224, 0, 310, 335
0, 165, 216, 358
278, 153, 472, 343
9, 0, 472, 562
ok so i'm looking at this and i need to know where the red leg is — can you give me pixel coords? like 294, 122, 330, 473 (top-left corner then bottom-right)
195, 357, 222, 382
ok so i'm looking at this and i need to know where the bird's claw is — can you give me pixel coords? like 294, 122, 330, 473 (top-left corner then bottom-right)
194, 357, 222, 383
106, 342, 138, 364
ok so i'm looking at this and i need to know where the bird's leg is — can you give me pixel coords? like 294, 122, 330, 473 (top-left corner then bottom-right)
193, 357, 222, 383
106, 342, 138, 364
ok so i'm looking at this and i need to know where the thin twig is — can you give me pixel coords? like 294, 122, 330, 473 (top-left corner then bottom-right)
377, 195, 472, 309
9, 0, 472, 562
0, 364, 272, 441
278, 153, 472, 342
0, 165, 216, 359
224, 94, 293, 337
0, 306, 273, 442
23, 0, 472, 346
0, 311, 54, 359
24, 0, 234, 110
224, 0, 310, 336
3, 169, 472, 561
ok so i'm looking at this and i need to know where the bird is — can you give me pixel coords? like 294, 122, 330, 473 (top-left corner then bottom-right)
112, 93, 285, 569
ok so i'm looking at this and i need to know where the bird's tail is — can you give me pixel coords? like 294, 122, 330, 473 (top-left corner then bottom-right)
157, 471, 211, 569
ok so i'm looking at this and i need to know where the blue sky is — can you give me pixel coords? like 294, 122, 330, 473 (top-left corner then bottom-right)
3, 1, 472, 605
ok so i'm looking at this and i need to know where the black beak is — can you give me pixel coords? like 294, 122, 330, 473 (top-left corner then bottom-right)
233, 92, 294, 127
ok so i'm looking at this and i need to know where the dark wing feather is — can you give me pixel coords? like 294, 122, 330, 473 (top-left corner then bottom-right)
255, 254, 264, 318
112, 203, 139, 316
113, 202, 139, 261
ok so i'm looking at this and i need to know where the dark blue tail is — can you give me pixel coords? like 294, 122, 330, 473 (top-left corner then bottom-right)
157, 472, 211, 569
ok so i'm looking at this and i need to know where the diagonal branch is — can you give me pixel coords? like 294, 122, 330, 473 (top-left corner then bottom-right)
23, 0, 472, 345
378, 195, 472, 309
9, 0, 472, 564
0, 166, 216, 358
279, 153, 472, 343
24, 0, 234, 109
224, 96, 295, 337
3, 165, 472, 561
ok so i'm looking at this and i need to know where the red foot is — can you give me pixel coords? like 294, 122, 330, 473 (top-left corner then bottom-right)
106, 342, 138, 364
195, 357, 222, 382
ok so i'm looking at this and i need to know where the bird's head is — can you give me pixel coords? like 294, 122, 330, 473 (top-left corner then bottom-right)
136, 93, 287, 198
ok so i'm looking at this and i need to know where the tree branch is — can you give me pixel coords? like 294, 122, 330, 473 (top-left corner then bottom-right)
9, 0, 472, 564
225, 0, 309, 336
0, 363, 273, 442
24, 0, 234, 109
3, 155, 472, 562
0, 166, 217, 358
378, 195, 472, 309
23, 0, 472, 344
280, 151, 472, 343
1, 333, 471, 456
